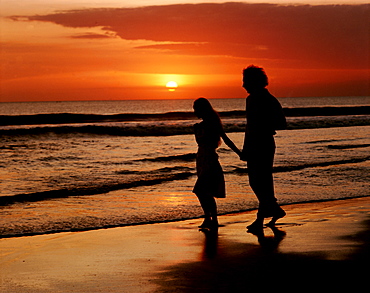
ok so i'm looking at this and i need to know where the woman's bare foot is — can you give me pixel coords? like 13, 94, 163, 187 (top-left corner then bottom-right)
199, 218, 212, 228
199, 218, 219, 229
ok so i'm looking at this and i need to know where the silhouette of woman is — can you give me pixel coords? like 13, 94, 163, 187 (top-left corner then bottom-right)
193, 98, 241, 230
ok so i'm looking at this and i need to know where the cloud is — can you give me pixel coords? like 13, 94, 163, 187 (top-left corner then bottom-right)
4, 2, 369, 100
16, 3, 369, 69
70, 32, 116, 39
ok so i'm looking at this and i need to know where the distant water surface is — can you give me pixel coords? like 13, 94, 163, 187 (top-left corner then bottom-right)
1, 96, 370, 115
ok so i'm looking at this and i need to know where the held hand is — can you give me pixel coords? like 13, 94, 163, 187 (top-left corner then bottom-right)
239, 152, 248, 161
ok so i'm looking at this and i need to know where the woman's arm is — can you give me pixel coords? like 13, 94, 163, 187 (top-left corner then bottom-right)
220, 129, 241, 156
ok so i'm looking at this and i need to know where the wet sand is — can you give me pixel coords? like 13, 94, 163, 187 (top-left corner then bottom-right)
1, 197, 369, 292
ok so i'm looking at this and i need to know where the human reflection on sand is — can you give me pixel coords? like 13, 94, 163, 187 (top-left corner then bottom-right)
200, 228, 219, 260
200, 224, 286, 260
253, 226, 286, 252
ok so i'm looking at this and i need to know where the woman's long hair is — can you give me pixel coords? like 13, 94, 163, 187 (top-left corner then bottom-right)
194, 97, 221, 124
193, 97, 223, 146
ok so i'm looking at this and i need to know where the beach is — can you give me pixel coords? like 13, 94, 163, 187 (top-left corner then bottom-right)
1, 98, 369, 291
1, 196, 369, 292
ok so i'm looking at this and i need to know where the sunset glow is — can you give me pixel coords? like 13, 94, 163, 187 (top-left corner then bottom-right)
0, 1, 369, 102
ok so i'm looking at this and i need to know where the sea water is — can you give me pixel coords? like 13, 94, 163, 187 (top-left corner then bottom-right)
0, 97, 369, 237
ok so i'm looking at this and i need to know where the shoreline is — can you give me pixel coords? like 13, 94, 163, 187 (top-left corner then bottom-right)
1, 195, 369, 240
1, 196, 369, 292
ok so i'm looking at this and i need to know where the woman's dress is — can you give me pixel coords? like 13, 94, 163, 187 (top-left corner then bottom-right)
192, 121, 225, 198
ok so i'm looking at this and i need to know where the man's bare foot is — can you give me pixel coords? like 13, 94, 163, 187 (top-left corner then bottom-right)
247, 219, 264, 235
266, 209, 286, 227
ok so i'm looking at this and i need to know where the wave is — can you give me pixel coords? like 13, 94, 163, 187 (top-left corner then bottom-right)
3, 193, 370, 239
0, 112, 197, 126
0, 123, 194, 137
234, 156, 370, 174
283, 106, 370, 116
327, 144, 370, 149
116, 165, 193, 175
3, 195, 370, 239
1, 106, 369, 126
1, 155, 368, 207
0, 169, 194, 206
135, 153, 196, 162
0, 115, 369, 137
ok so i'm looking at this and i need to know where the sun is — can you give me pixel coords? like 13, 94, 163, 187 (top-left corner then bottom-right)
166, 81, 178, 91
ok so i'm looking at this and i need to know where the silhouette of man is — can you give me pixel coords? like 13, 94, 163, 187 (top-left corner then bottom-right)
240, 65, 286, 234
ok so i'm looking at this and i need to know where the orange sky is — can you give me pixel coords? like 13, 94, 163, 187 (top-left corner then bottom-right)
0, 1, 369, 102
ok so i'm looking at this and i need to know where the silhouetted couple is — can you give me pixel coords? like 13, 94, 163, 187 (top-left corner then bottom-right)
193, 65, 286, 234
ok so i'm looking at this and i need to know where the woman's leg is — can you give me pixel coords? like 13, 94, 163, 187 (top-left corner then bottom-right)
197, 195, 218, 228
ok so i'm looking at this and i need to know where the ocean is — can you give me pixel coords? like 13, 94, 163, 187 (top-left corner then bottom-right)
1, 96, 370, 238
